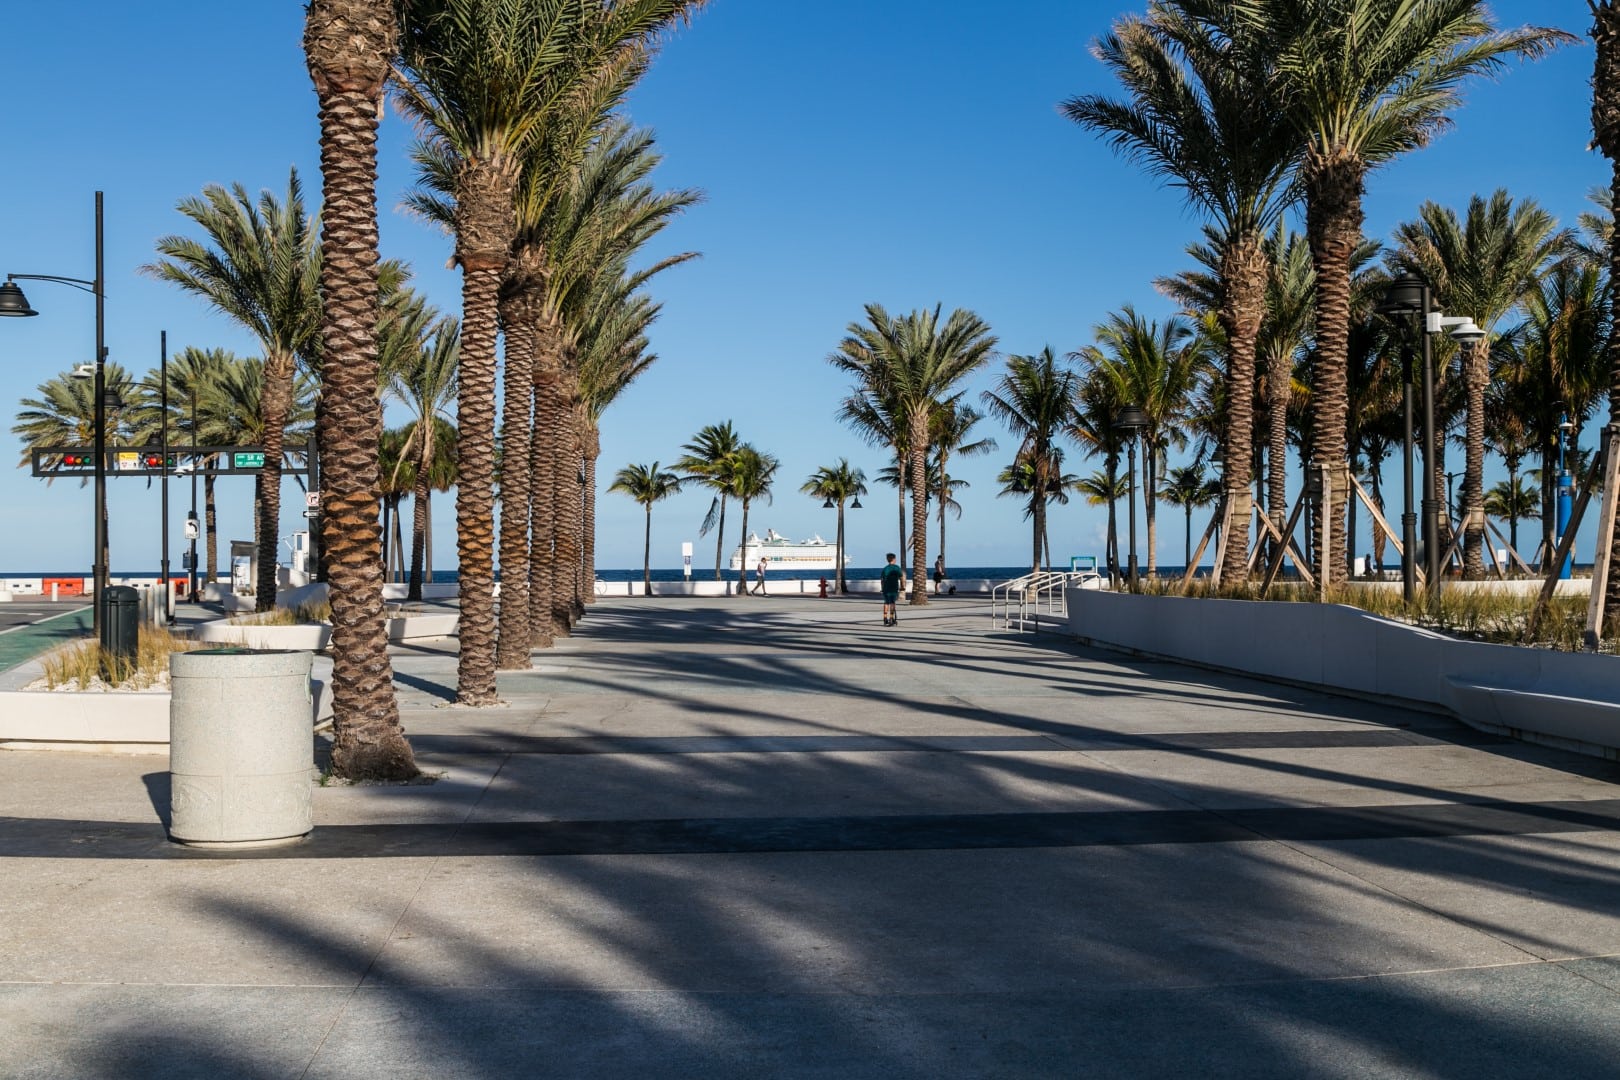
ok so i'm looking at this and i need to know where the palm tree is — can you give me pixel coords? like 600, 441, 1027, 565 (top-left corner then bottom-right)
1068, 368, 1127, 580
143, 172, 321, 610
1257, 0, 1568, 587
1485, 477, 1539, 556
998, 451, 1078, 571
676, 422, 743, 580
302, 0, 417, 778
727, 445, 779, 597
609, 462, 681, 595
1390, 190, 1566, 578
149, 347, 235, 586
1160, 462, 1222, 568
830, 303, 996, 604
378, 426, 414, 582
1066, 1, 1300, 583
1080, 308, 1203, 576
929, 397, 997, 570
981, 347, 1077, 576
801, 459, 867, 594
387, 316, 459, 602
1592, 1, 1620, 621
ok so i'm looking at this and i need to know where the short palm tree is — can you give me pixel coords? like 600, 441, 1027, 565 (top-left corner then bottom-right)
1066, 0, 1300, 583
801, 459, 867, 594
1160, 462, 1222, 568
981, 347, 1077, 576
998, 450, 1078, 571
1390, 190, 1566, 578
929, 397, 997, 570
1485, 477, 1539, 557
830, 303, 997, 604
143, 172, 321, 611
151, 347, 235, 586
1257, 0, 1568, 586
1068, 368, 1127, 579
609, 462, 682, 596
675, 422, 743, 579
387, 316, 459, 602
727, 445, 779, 597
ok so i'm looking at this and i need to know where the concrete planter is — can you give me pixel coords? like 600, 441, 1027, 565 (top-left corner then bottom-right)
386, 613, 459, 641
195, 618, 332, 652
1066, 589, 1620, 758
0, 689, 171, 750
168, 649, 315, 846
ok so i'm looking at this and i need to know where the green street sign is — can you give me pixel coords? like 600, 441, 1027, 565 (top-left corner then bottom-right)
233, 452, 266, 469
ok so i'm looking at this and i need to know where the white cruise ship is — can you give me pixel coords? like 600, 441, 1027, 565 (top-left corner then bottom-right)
729, 529, 850, 571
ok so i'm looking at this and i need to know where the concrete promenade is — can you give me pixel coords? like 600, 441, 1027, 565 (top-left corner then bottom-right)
5, 595, 1620, 1077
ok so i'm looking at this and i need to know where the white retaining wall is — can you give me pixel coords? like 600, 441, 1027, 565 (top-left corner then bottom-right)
595, 577, 995, 597
1066, 588, 1620, 759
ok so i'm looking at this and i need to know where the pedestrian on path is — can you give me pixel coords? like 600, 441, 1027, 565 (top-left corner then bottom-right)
752, 556, 768, 595
881, 552, 903, 625
933, 554, 946, 595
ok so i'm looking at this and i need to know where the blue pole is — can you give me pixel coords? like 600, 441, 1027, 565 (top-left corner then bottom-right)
1556, 415, 1573, 579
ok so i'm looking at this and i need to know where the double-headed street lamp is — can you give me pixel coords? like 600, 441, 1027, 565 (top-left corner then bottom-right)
1115, 404, 1149, 593
0, 193, 109, 634
1376, 273, 1483, 601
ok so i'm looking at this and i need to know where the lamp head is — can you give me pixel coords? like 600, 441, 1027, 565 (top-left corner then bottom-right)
822, 497, 834, 509
0, 281, 38, 317
850, 496, 863, 510
1114, 404, 1149, 433
70, 363, 94, 380
1449, 321, 1486, 344
1376, 273, 1427, 317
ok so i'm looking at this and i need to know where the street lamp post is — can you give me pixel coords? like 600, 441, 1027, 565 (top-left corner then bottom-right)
1115, 405, 1149, 594
1556, 414, 1576, 579
1376, 273, 1484, 602
0, 193, 108, 634
159, 331, 172, 624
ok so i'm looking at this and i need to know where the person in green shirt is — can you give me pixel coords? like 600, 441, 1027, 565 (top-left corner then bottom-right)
880, 552, 903, 626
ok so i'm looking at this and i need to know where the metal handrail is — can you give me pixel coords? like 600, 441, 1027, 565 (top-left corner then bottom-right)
993, 570, 1095, 631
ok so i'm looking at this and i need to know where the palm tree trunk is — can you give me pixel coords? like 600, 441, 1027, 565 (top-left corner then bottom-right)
643, 506, 652, 595
584, 428, 600, 605
908, 414, 929, 604
736, 498, 751, 597
1304, 155, 1366, 589
379, 497, 391, 576
1596, 14, 1620, 625
450, 166, 515, 706
1145, 442, 1160, 577
1462, 340, 1488, 579
937, 448, 948, 565
1185, 504, 1193, 568
1267, 352, 1291, 568
496, 287, 537, 670
1032, 493, 1045, 576
204, 472, 218, 586
559, 391, 587, 622
713, 495, 726, 580
1219, 235, 1268, 583
526, 377, 554, 649
407, 461, 429, 601
255, 352, 294, 611
1106, 452, 1120, 584
304, 0, 416, 779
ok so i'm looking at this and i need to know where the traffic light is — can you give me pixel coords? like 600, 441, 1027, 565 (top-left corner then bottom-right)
61, 453, 91, 469
142, 453, 171, 470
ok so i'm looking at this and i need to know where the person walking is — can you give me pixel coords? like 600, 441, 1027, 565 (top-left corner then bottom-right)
752, 556, 768, 595
933, 554, 946, 595
880, 552, 903, 625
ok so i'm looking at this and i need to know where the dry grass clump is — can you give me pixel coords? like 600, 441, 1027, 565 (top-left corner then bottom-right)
39, 626, 201, 691
227, 599, 332, 626
1138, 577, 1605, 652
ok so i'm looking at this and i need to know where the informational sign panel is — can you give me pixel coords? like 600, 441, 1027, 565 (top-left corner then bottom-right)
233, 451, 266, 469
682, 541, 693, 579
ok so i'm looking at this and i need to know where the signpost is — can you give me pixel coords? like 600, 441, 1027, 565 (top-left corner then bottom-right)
682, 541, 693, 580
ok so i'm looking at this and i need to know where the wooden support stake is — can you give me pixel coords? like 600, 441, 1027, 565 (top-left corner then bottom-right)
1347, 474, 1405, 559
1484, 521, 1535, 575
1181, 496, 1224, 592
1528, 446, 1606, 639
1259, 496, 1313, 599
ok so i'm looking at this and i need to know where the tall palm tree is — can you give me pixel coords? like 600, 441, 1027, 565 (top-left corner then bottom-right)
1592, 1, 1620, 621
609, 462, 681, 595
1256, 0, 1568, 586
836, 393, 910, 570
801, 459, 867, 594
1390, 190, 1566, 578
1080, 308, 1203, 575
830, 304, 996, 604
998, 451, 1078, 571
143, 172, 321, 610
929, 397, 997, 569
149, 347, 235, 586
303, 0, 416, 778
676, 421, 742, 579
1066, 0, 1300, 583
1160, 462, 1222, 568
981, 347, 1077, 576
1068, 368, 1127, 580
727, 445, 778, 597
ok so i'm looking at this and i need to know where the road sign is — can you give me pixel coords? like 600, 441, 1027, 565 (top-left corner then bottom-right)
116, 451, 139, 471
233, 451, 266, 469
302, 509, 321, 519
305, 491, 320, 508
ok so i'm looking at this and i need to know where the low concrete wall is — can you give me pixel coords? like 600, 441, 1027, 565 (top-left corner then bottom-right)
1066, 588, 1620, 759
595, 578, 996, 597
196, 619, 332, 652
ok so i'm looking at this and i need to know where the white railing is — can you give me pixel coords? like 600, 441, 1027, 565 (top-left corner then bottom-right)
992, 570, 1099, 631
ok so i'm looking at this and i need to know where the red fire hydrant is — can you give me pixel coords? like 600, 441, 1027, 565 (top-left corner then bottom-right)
818, 577, 829, 599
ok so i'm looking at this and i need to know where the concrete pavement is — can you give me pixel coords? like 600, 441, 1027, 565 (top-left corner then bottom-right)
5, 595, 1620, 1077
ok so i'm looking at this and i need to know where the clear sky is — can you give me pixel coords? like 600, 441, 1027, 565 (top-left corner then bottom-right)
0, 1, 1603, 576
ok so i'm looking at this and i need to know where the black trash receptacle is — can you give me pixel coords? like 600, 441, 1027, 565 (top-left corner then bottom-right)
101, 585, 139, 669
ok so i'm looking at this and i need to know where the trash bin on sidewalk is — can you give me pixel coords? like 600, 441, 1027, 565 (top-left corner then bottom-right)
168, 648, 314, 847
100, 585, 139, 668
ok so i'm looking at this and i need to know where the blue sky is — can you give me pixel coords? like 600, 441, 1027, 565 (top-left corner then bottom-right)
0, 1, 1604, 575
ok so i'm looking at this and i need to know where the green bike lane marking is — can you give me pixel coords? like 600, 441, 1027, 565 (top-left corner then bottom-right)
0, 607, 92, 673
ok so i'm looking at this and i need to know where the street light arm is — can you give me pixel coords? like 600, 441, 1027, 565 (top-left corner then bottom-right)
1426, 313, 1476, 334
7, 272, 98, 296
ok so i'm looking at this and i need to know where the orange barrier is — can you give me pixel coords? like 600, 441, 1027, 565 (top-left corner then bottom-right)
42, 577, 86, 597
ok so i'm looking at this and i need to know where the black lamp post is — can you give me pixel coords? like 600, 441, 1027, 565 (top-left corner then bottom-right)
1115, 404, 1149, 593
1377, 274, 1426, 603
0, 193, 108, 634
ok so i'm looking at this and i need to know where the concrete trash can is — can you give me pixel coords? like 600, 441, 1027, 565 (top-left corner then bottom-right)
169, 648, 315, 847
